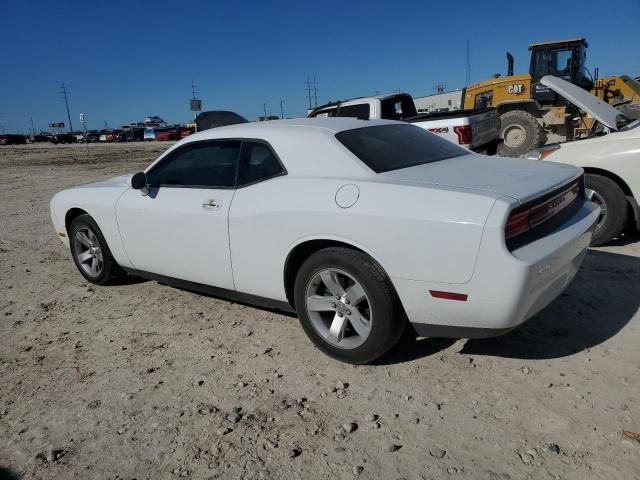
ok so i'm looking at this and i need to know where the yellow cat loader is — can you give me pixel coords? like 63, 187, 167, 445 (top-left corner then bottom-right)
463, 38, 640, 156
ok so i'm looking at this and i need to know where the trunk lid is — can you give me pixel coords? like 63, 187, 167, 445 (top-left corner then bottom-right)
379, 153, 581, 203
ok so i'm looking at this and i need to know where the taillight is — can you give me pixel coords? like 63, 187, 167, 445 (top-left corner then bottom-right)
505, 182, 580, 241
453, 125, 472, 145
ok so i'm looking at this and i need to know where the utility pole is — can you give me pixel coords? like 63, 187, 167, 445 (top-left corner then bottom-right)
263, 103, 267, 120
60, 83, 73, 132
280, 100, 284, 119
306, 76, 313, 110
465, 39, 471, 86
30, 117, 35, 135
313, 76, 318, 108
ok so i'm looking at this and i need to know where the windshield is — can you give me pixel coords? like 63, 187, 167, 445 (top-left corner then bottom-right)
335, 124, 469, 174
620, 118, 640, 132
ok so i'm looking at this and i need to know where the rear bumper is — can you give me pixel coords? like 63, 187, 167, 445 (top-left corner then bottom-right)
394, 200, 599, 338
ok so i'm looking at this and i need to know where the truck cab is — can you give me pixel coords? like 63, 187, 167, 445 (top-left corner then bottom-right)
308, 93, 501, 154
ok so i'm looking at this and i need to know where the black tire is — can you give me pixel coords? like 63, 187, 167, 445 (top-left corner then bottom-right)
485, 139, 498, 156
69, 214, 125, 285
497, 110, 544, 157
585, 174, 628, 246
293, 247, 405, 364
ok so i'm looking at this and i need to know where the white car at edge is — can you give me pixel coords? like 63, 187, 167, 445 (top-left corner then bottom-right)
521, 75, 640, 246
50, 118, 599, 363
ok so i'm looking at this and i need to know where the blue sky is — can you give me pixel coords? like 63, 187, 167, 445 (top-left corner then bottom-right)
1, 0, 639, 133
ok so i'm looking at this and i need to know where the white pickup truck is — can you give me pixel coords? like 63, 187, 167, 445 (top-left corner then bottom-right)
308, 93, 501, 154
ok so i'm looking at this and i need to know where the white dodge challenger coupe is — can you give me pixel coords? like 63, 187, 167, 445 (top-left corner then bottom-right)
50, 118, 599, 363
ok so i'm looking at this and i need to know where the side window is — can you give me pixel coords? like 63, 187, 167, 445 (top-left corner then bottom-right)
532, 50, 548, 80
551, 49, 572, 80
146, 141, 240, 188
310, 108, 337, 118
474, 91, 493, 109
336, 104, 370, 120
237, 142, 285, 187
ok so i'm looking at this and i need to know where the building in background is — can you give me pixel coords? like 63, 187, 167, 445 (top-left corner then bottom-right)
413, 90, 462, 113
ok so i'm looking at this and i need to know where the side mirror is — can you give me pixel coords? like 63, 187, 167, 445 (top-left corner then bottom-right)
131, 172, 147, 190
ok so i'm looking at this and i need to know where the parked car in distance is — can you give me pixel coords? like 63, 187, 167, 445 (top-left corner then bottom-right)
143, 128, 156, 141
32, 133, 52, 143
85, 131, 100, 143
180, 127, 195, 138
155, 128, 181, 141
308, 93, 501, 154
50, 118, 598, 364
0, 134, 27, 145
51, 133, 76, 144
98, 130, 115, 142
521, 76, 640, 246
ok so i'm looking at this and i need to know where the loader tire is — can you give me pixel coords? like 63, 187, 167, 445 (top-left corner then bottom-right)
497, 110, 544, 157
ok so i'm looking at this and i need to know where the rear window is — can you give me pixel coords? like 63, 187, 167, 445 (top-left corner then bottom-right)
335, 124, 469, 173
336, 104, 370, 120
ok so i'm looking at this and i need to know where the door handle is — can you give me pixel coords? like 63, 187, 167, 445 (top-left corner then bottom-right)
202, 199, 222, 210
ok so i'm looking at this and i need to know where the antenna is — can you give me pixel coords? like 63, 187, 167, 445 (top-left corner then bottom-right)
191, 80, 197, 99
60, 83, 74, 132
465, 39, 471, 86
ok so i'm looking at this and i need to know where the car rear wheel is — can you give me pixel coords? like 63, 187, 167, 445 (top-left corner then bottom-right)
69, 214, 125, 285
585, 174, 628, 246
293, 247, 405, 364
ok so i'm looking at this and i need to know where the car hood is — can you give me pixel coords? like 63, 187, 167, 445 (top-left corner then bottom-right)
75, 174, 132, 189
540, 75, 621, 131
379, 153, 581, 203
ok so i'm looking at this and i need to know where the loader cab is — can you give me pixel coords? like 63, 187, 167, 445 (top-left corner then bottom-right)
529, 38, 592, 105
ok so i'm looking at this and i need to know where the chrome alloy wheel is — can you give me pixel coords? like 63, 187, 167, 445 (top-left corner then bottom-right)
305, 268, 372, 349
586, 188, 608, 233
73, 227, 104, 278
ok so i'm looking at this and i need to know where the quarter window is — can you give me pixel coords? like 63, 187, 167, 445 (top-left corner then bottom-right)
237, 142, 285, 186
146, 141, 240, 188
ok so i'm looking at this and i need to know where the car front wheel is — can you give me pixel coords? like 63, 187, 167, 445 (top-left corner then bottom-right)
293, 247, 405, 364
69, 214, 124, 285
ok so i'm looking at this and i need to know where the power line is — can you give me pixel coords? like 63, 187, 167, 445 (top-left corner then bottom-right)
60, 83, 73, 132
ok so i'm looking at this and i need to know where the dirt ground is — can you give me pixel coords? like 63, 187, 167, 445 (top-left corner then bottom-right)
1, 142, 639, 480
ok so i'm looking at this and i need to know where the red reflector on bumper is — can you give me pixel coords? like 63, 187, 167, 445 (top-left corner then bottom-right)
429, 290, 468, 301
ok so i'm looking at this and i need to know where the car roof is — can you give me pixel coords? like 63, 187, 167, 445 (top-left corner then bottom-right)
181, 117, 400, 142
145, 118, 404, 178
310, 93, 410, 114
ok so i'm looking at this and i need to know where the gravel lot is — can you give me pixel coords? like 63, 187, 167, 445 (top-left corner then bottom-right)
1, 142, 639, 480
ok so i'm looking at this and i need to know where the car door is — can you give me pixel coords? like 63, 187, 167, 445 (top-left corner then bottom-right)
228, 140, 288, 299
115, 140, 240, 289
